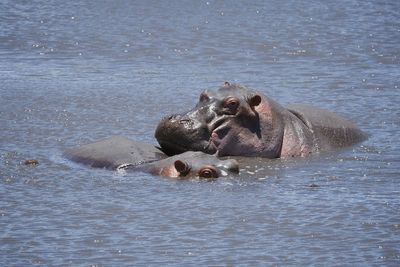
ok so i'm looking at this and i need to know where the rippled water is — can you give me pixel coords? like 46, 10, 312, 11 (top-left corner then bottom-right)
1, 0, 399, 266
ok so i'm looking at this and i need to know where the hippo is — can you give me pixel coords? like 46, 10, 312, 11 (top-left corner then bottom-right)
120, 151, 239, 179
155, 83, 366, 158
64, 135, 166, 169
64, 135, 239, 178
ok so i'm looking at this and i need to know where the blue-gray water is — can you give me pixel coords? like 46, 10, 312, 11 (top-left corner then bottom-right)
1, 0, 399, 266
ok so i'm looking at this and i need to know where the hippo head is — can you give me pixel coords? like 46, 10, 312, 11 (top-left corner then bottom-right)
154, 151, 239, 179
155, 83, 284, 157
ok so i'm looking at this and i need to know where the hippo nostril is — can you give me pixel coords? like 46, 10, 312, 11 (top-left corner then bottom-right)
179, 119, 190, 124
165, 114, 180, 121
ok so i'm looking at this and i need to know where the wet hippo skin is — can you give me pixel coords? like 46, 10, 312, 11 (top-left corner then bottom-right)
64, 136, 239, 178
64, 136, 167, 169
124, 151, 239, 179
155, 83, 366, 158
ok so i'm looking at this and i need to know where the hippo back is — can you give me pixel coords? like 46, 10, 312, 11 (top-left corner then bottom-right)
64, 136, 167, 169
286, 104, 367, 150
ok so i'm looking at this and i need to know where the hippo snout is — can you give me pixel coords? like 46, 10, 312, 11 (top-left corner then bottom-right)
155, 113, 214, 156
164, 114, 179, 123
155, 114, 194, 155
166, 114, 193, 126
159, 114, 187, 125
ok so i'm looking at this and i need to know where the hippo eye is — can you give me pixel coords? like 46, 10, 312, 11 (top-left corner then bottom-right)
223, 97, 239, 114
198, 167, 218, 179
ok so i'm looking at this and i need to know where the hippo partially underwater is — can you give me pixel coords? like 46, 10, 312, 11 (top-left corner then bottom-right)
64, 136, 239, 179
66, 83, 366, 178
155, 83, 366, 158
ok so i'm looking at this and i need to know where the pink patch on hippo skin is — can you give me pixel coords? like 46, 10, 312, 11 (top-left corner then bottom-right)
206, 132, 221, 153
254, 98, 272, 117
280, 116, 315, 158
210, 132, 221, 145
158, 166, 180, 177
280, 143, 305, 158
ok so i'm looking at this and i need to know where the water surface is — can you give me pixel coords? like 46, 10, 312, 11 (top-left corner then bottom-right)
1, 0, 399, 266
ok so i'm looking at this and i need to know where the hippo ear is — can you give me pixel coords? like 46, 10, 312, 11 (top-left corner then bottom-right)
199, 90, 210, 102
174, 160, 190, 176
248, 94, 262, 107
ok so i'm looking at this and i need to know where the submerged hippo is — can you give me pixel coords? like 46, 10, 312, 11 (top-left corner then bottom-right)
64, 136, 239, 178
64, 135, 166, 169
121, 151, 239, 179
155, 83, 366, 158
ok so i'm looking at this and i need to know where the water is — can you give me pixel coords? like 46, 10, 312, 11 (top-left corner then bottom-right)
1, 0, 399, 265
